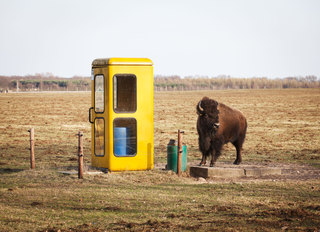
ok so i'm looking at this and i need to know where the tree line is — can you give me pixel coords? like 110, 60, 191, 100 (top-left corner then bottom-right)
0, 74, 90, 92
0, 74, 319, 92
154, 75, 319, 91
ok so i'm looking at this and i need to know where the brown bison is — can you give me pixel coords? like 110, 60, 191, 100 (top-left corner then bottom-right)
196, 97, 247, 166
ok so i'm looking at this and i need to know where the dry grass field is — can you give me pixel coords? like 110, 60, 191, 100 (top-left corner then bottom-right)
0, 89, 320, 231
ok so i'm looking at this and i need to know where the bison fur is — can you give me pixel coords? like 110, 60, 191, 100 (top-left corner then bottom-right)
196, 97, 247, 166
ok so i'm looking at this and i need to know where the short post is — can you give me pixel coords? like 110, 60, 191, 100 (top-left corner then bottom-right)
28, 128, 35, 169
78, 131, 84, 179
177, 129, 184, 176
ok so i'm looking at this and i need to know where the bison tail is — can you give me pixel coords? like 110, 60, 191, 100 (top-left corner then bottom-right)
242, 119, 248, 142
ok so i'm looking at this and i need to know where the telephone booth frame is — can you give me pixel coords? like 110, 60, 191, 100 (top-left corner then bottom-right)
89, 58, 153, 171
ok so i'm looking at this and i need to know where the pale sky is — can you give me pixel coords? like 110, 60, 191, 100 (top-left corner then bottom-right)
0, 0, 319, 78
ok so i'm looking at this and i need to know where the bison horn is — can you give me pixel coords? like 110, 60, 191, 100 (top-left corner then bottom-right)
197, 101, 204, 113
214, 122, 220, 129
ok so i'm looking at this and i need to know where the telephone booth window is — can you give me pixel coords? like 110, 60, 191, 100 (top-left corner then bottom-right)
94, 118, 105, 156
95, 75, 104, 113
113, 75, 136, 112
113, 118, 137, 156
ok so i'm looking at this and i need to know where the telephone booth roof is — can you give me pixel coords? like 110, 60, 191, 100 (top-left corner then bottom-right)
92, 58, 153, 67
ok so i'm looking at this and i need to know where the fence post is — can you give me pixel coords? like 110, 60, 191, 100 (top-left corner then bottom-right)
78, 131, 84, 179
28, 128, 35, 169
177, 129, 184, 176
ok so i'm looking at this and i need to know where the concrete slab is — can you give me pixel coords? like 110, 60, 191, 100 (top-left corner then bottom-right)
244, 167, 282, 177
190, 165, 282, 179
86, 171, 105, 175
58, 171, 77, 175
57, 171, 104, 175
190, 166, 245, 178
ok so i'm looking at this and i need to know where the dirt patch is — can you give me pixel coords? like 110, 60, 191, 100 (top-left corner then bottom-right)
110, 219, 201, 232
40, 224, 103, 232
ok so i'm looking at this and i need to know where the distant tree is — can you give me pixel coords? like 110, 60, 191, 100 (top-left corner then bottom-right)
305, 75, 317, 82
0, 76, 10, 89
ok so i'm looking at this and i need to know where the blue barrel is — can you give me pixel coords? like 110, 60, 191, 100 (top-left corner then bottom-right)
114, 127, 129, 156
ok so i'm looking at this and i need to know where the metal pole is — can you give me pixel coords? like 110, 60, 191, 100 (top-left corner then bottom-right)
28, 128, 35, 169
177, 129, 184, 176
78, 131, 84, 179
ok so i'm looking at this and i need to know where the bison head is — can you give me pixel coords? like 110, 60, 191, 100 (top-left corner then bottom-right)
196, 97, 220, 131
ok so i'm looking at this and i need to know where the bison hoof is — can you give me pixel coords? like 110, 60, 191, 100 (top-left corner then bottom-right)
233, 160, 241, 165
199, 162, 206, 166
210, 163, 215, 167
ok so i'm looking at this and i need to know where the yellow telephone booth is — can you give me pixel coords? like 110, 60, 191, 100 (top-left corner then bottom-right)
89, 58, 154, 171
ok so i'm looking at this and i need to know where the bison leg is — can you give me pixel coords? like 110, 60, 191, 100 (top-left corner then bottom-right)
210, 150, 222, 167
209, 149, 216, 167
199, 153, 207, 166
232, 140, 242, 165
210, 141, 222, 167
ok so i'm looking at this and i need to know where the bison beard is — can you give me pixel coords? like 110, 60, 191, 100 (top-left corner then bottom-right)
196, 97, 247, 167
